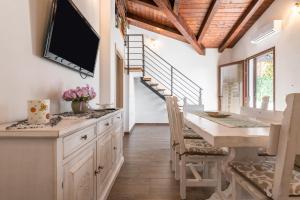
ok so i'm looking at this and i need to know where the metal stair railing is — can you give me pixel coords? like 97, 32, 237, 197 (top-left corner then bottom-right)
125, 34, 203, 105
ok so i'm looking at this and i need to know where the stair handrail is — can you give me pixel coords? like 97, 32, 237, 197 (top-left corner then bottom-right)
125, 34, 203, 105
144, 45, 202, 92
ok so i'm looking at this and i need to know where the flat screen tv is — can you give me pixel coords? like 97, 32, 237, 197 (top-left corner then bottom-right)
44, 0, 100, 77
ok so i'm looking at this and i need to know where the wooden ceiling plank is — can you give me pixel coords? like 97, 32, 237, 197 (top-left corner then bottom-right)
127, 13, 187, 43
219, 0, 275, 52
128, 0, 160, 11
197, 0, 221, 44
153, 0, 205, 55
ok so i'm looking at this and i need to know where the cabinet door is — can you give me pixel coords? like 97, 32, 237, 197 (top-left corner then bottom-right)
63, 143, 97, 200
96, 133, 112, 199
112, 126, 123, 165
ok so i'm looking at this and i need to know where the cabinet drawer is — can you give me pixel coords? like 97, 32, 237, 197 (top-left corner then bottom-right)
113, 113, 122, 125
63, 126, 96, 158
97, 118, 113, 135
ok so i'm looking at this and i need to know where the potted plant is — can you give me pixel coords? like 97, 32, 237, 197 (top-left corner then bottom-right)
63, 85, 96, 114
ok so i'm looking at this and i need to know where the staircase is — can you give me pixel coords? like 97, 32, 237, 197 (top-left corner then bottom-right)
125, 34, 203, 106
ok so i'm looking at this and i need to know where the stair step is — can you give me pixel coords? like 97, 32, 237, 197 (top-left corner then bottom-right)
143, 77, 151, 81
156, 88, 165, 91
125, 67, 144, 72
149, 83, 159, 86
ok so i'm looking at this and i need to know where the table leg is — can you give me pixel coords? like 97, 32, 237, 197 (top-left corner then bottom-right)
206, 147, 262, 200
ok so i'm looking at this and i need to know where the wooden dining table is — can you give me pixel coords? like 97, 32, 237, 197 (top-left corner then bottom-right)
184, 112, 272, 200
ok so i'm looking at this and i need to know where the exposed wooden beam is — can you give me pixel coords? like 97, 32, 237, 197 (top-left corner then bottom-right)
173, 0, 180, 15
127, 13, 187, 43
197, 0, 220, 44
128, 0, 160, 11
219, 0, 275, 52
153, 0, 205, 55
116, 0, 127, 19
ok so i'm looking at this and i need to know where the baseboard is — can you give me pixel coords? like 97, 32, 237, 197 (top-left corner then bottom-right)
135, 123, 169, 126
124, 124, 136, 134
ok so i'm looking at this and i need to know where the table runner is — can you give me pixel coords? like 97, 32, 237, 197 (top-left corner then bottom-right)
194, 112, 270, 128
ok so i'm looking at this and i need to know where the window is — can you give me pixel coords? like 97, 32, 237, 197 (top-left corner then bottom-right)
246, 48, 275, 110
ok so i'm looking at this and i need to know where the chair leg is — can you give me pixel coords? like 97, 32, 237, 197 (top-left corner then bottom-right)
175, 152, 180, 180
203, 161, 209, 179
170, 135, 173, 162
216, 160, 222, 193
180, 156, 187, 199
232, 175, 243, 200
171, 147, 175, 172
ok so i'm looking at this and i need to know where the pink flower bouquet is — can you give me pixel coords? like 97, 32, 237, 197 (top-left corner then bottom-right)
63, 85, 96, 114
63, 85, 96, 102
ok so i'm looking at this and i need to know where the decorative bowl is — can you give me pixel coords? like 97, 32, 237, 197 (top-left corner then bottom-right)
205, 111, 231, 118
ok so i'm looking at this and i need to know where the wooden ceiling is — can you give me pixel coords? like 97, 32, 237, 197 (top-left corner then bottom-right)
124, 0, 275, 55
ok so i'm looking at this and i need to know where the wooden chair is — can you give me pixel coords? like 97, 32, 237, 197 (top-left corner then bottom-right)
183, 97, 204, 113
165, 96, 177, 172
240, 106, 283, 123
165, 97, 202, 178
231, 93, 300, 200
240, 106, 283, 157
261, 96, 270, 110
171, 96, 228, 199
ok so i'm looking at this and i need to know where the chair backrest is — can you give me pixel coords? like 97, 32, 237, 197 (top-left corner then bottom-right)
240, 106, 283, 123
261, 96, 270, 110
183, 97, 204, 113
172, 96, 187, 154
266, 124, 281, 156
165, 96, 175, 146
272, 94, 300, 199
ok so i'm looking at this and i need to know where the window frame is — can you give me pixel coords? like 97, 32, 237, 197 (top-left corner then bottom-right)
245, 47, 276, 111
218, 47, 276, 111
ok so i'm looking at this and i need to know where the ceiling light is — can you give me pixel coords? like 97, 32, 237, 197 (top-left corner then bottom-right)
292, 2, 300, 14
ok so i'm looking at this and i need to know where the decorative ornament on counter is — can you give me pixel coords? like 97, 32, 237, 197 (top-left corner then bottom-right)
63, 84, 96, 114
6, 116, 62, 130
27, 99, 50, 124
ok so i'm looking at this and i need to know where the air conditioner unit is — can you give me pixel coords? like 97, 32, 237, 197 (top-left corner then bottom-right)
251, 20, 282, 44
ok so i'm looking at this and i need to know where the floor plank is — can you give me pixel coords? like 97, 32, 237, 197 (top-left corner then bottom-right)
107, 125, 213, 200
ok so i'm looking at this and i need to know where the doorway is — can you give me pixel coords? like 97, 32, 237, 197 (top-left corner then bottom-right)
116, 50, 124, 108
218, 61, 245, 113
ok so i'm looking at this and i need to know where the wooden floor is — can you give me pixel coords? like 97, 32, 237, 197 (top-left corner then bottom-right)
107, 125, 213, 200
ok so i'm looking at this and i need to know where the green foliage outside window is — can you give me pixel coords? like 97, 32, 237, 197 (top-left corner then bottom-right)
256, 59, 274, 107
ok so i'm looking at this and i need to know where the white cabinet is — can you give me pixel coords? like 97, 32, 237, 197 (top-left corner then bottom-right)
63, 143, 97, 200
0, 110, 124, 200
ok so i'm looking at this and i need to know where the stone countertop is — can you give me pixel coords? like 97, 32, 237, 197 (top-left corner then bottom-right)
0, 109, 123, 138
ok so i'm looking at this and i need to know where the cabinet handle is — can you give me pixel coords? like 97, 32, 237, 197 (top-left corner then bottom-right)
94, 169, 100, 176
117, 116, 121, 119
105, 123, 110, 126
114, 146, 117, 150
81, 135, 88, 140
95, 166, 104, 176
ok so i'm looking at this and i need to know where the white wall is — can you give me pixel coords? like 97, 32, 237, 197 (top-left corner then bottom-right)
99, 0, 128, 130
134, 79, 168, 123
0, 0, 100, 123
100, 0, 125, 106
127, 26, 220, 121
219, 0, 300, 110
